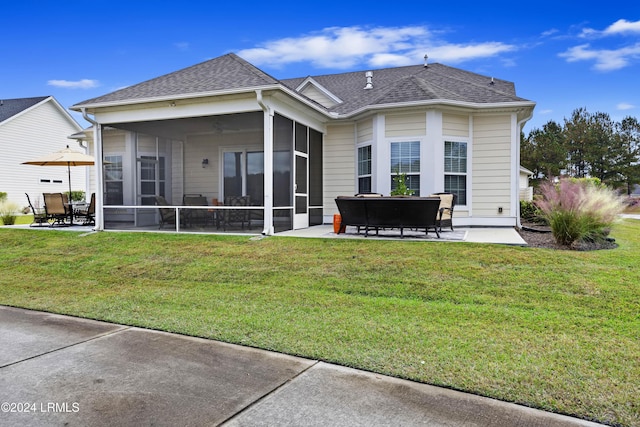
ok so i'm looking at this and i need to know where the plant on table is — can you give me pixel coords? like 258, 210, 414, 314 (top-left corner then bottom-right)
65, 190, 86, 202
535, 177, 625, 246
390, 171, 415, 196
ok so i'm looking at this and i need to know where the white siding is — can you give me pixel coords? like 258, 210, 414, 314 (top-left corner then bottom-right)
385, 112, 426, 138
0, 99, 83, 207
300, 85, 338, 109
357, 118, 373, 144
472, 115, 512, 216
324, 123, 356, 217
182, 130, 263, 202
442, 113, 469, 137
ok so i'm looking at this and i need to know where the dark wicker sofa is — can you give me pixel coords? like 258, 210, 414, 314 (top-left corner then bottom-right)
335, 196, 441, 238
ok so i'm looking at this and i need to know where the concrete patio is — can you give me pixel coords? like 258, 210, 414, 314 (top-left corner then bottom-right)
4, 221, 528, 245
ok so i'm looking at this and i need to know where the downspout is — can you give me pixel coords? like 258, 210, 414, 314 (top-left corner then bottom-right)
516, 109, 534, 229
256, 90, 275, 235
81, 108, 104, 231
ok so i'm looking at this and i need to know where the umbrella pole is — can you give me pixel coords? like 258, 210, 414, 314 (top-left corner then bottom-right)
67, 163, 74, 225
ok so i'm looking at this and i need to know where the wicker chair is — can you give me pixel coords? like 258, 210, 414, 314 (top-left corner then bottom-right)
430, 193, 457, 232
221, 195, 251, 231
154, 195, 177, 228
183, 194, 210, 227
75, 193, 95, 225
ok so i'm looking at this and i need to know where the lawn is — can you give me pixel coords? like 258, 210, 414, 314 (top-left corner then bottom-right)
0, 221, 638, 426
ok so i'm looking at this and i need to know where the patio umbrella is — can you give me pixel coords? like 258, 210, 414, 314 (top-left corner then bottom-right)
22, 145, 95, 220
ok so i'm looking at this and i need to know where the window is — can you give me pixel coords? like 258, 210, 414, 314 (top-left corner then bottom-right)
444, 141, 467, 205
390, 141, 420, 196
357, 145, 372, 193
223, 150, 264, 205
104, 155, 123, 205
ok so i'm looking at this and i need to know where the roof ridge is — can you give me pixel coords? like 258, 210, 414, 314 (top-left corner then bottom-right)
422, 64, 521, 99
226, 53, 280, 85
365, 75, 431, 106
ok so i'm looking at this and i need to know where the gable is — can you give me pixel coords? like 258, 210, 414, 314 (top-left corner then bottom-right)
0, 97, 49, 125
296, 78, 342, 109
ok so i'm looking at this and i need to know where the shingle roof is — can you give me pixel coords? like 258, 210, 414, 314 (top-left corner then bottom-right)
74, 53, 280, 106
73, 53, 532, 116
0, 96, 49, 124
281, 63, 529, 115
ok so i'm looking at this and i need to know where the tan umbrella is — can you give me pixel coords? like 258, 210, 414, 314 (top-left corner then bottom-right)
22, 145, 95, 223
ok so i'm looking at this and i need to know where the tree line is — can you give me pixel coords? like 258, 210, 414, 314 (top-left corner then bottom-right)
521, 108, 640, 195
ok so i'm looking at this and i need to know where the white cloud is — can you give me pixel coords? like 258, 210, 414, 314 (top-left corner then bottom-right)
174, 42, 190, 51
541, 29, 559, 38
47, 79, 100, 89
558, 42, 640, 71
237, 25, 517, 69
605, 19, 640, 35
581, 19, 640, 38
539, 109, 554, 115
425, 42, 516, 64
617, 102, 636, 110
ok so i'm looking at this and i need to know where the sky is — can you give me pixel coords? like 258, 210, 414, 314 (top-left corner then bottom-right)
2, 1, 639, 134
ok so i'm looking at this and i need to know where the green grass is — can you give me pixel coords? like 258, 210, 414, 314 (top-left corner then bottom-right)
1, 222, 639, 426
0, 214, 33, 225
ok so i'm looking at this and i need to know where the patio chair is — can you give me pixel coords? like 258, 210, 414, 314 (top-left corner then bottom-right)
25, 193, 49, 227
183, 194, 211, 227
75, 193, 95, 225
221, 195, 251, 231
42, 193, 68, 227
154, 195, 177, 229
430, 192, 457, 232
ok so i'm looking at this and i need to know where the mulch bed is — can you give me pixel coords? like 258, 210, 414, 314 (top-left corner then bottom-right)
517, 221, 618, 251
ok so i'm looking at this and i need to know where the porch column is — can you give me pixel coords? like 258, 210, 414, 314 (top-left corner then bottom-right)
258, 90, 275, 235
94, 122, 104, 231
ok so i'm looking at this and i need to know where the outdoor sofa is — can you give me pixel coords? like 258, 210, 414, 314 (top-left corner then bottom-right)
335, 196, 441, 238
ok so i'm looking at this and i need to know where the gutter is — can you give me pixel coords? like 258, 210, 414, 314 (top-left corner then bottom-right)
81, 108, 105, 231
256, 90, 275, 235
515, 109, 535, 229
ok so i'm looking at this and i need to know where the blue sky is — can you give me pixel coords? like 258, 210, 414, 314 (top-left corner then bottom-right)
2, 1, 639, 134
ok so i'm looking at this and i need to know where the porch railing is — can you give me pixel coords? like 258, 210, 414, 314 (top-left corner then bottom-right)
102, 205, 268, 233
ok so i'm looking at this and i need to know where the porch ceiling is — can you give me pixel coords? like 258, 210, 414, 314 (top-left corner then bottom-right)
110, 112, 263, 140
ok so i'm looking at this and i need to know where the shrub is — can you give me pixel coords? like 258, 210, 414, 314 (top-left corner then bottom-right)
536, 178, 625, 246
520, 200, 546, 224
0, 192, 7, 202
0, 200, 20, 226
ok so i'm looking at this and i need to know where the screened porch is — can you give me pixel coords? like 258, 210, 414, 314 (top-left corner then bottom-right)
97, 111, 324, 234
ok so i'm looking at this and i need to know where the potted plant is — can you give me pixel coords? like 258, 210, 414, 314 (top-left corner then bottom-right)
390, 171, 415, 196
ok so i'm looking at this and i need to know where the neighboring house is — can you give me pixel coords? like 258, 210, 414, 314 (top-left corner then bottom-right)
70, 53, 535, 234
0, 96, 85, 208
519, 166, 534, 201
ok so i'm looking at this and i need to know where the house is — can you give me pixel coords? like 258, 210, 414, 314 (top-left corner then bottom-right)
0, 96, 85, 208
70, 53, 535, 234
519, 166, 534, 201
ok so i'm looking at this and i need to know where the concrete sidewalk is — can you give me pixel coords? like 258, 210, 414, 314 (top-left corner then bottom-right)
0, 306, 603, 427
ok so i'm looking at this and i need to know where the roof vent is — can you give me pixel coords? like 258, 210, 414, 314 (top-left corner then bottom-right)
364, 71, 373, 90
424, 54, 428, 68
490, 77, 495, 85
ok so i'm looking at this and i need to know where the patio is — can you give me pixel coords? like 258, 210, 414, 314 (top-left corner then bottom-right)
4, 221, 527, 245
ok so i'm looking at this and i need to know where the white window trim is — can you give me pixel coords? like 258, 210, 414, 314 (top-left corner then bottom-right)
443, 139, 469, 208
389, 139, 422, 196
356, 142, 373, 194
219, 144, 264, 200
